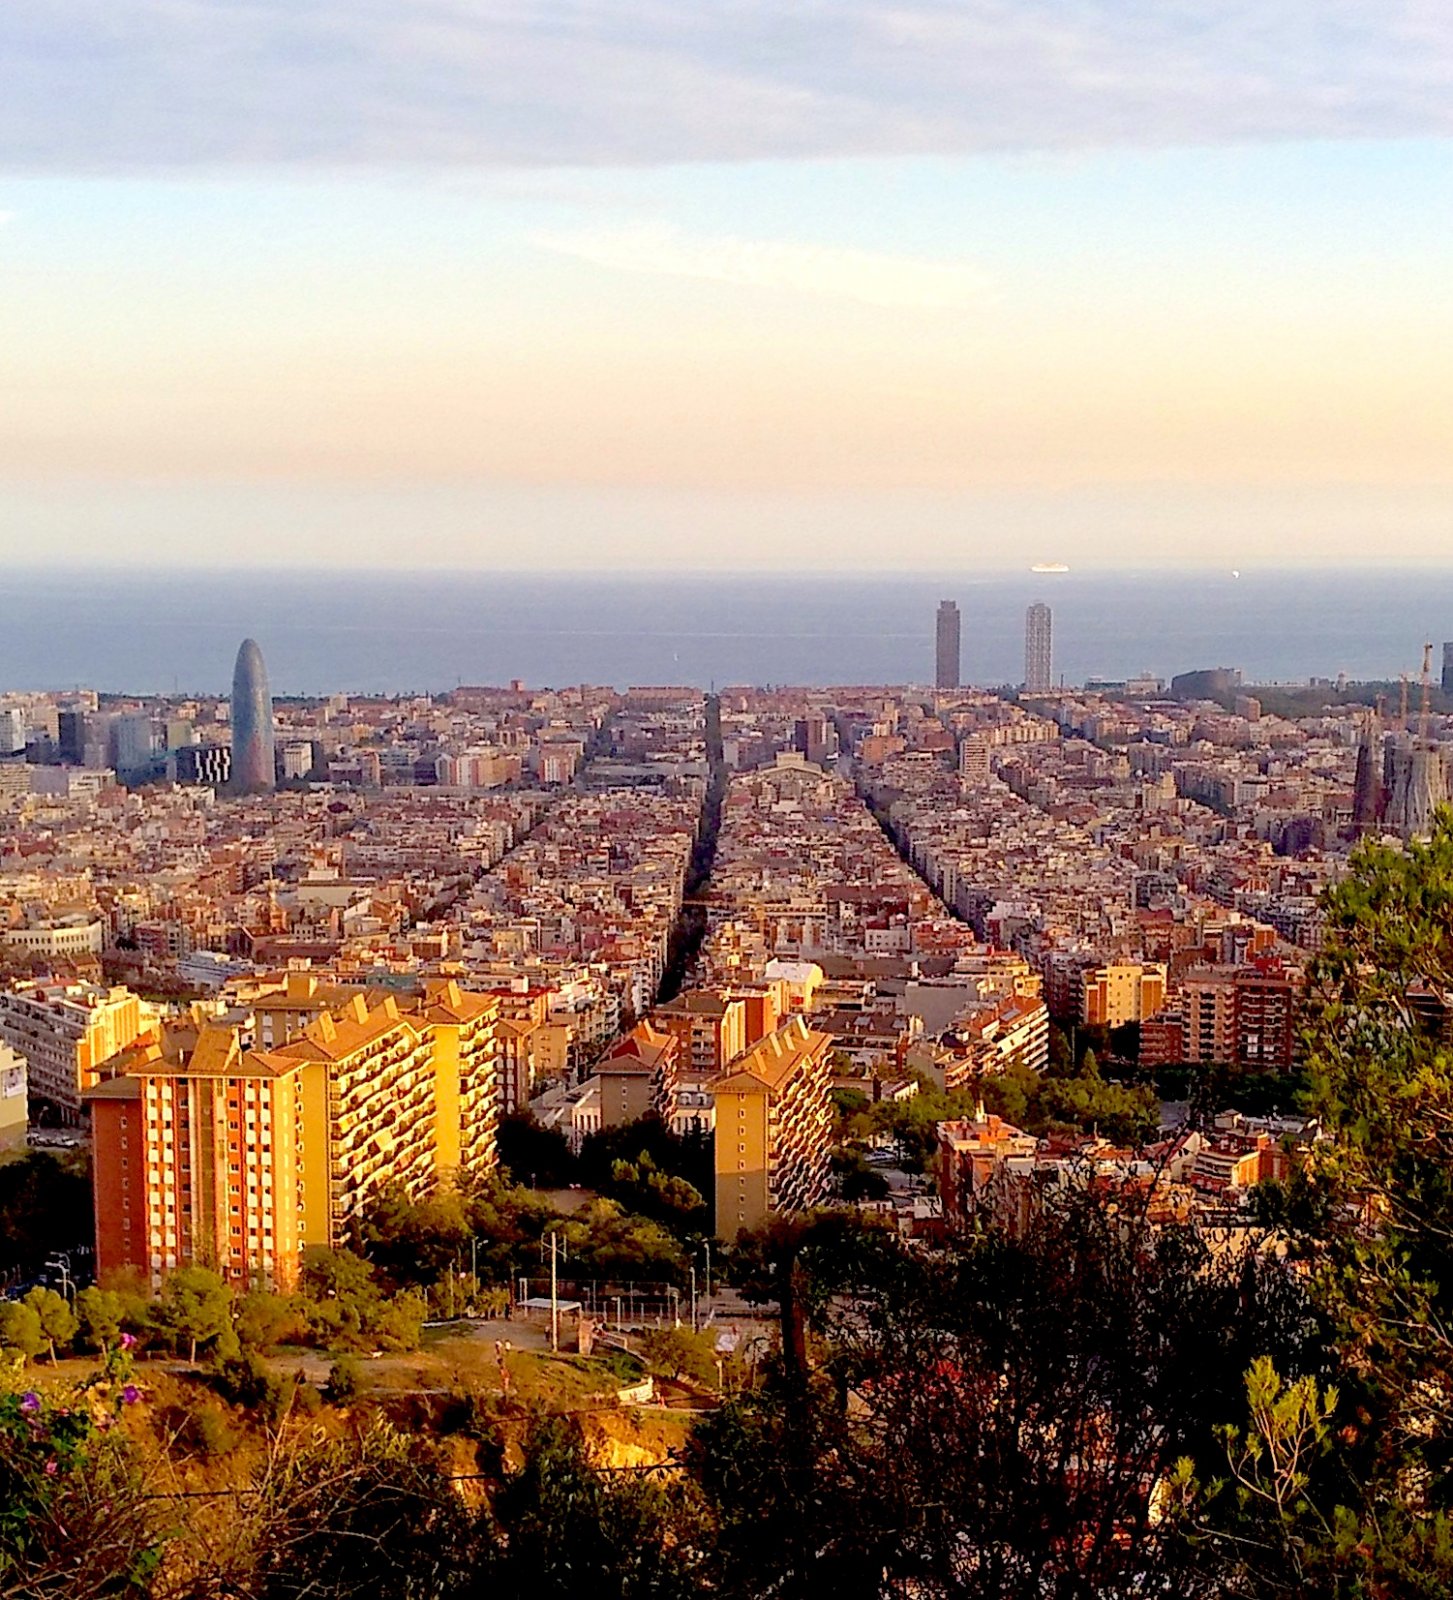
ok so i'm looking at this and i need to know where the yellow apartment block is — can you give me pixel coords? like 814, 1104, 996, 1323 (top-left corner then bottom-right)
414, 979, 501, 1175
710, 1015, 832, 1238
1080, 961, 1169, 1029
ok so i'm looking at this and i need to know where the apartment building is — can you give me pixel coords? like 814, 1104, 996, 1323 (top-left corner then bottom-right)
85, 986, 500, 1290
1142, 961, 1303, 1071
0, 1043, 25, 1151
1182, 972, 1239, 1063
414, 978, 502, 1175
654, 990, 749, 1074
0, 981, 150, 1116
595, 1019, 681, 1128
1081, 961, 1168, 1029
937, 1112, 1040, 1222
87, 1024, 308, 1291
710, 1015, 832, 1236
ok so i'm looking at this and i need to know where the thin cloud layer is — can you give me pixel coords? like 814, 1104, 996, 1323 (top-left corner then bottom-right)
532, 225, 993, 309
2, 1, 1452, 170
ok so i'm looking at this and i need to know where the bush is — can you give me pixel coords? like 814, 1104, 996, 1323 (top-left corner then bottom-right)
0, 1301, 44, 1363
640, 1326, 718, 1387
160, 1398, 243, 1460
327, 1355, 362, 1404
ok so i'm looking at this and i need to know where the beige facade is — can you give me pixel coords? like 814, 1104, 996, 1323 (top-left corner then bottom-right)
0, 981, 148, 1114
596, 1020, 681, 1128
1081, 962, 1168, 1029
0, 1043, 26, 1151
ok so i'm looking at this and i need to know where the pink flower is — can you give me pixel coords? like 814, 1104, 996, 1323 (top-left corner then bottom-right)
44, 1459, 58, 1476
120, 1333, 137, 1352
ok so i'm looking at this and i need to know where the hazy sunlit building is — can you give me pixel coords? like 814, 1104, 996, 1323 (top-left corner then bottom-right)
1081, 961, 1167, 1028
1024, 601, 1053, 691
230, 637, 275, 793
0, 981, 149, 1119
0, 1044, 27, 1152
935, 600, 961, 690
710, 1015, 831, 1236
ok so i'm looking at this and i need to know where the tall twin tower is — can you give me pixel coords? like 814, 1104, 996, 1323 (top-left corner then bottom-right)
934, 599, 1053, 691
231, 638, 275, 793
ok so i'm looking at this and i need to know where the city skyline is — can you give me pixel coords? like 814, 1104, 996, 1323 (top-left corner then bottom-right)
1, 7, 1452, 571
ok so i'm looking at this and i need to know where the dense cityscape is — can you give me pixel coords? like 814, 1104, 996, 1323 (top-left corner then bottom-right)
0, 599, 1412, 1236
2, 592, 1452, 1595
8, 0, 1453, 1589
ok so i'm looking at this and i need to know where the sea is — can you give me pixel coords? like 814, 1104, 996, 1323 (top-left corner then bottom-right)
6, 567, 1453, 697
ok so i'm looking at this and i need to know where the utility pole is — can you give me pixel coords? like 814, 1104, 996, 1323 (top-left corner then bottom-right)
545, 1230, 568, 1353
689, 1263, 698, 1332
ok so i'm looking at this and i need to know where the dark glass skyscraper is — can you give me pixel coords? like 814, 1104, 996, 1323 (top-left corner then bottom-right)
231, 638, 275, 793
935, 600, 960, 690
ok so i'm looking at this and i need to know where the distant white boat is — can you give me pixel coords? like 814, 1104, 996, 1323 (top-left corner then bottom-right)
1030, 562, 1070, 574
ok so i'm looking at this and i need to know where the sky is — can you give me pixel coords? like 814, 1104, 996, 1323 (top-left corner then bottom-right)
2, 1, 1453, 572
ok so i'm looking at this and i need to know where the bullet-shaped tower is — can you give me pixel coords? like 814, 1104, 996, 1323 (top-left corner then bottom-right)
231, 638, 275, 793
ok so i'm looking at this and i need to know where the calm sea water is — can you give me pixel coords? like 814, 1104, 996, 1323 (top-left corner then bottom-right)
6, 568, 1453, 696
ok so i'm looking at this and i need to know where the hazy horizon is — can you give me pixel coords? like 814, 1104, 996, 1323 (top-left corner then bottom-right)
5, 567, 1451, 697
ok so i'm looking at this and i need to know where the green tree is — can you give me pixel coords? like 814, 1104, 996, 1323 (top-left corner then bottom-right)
240, 1419, 469, 1600
1039, 1073, 1158, 1147
981, 1060, 1040, 1128
828, 1145, 889, 1202
359, 1184, 471, 1289
579, 1114, 714, 1201
702, 1190, 1324, 1599
1169, 1356, 1345, 1597
640, 1326, 719, 1388
74, 1287, 124, 1352
235, 1288, 309, 1354
0, 1300, 44, 1363
561, 1198, 687, 1284
327, 1354, 362, 1404
302, 1245, 379, 1304
1047, 1024, 1074, 1074
157, 1266, 233, 1363
1253, 814, 1453, 1590
22, 1288, 76, 1364
496, 1111, 577, 1188
606, 1152, 707, 1232
829, 1085, 870, 1132
370, 1292, 427, 1354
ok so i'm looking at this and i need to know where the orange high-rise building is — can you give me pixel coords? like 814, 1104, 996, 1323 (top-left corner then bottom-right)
86, 985, 499, 1290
